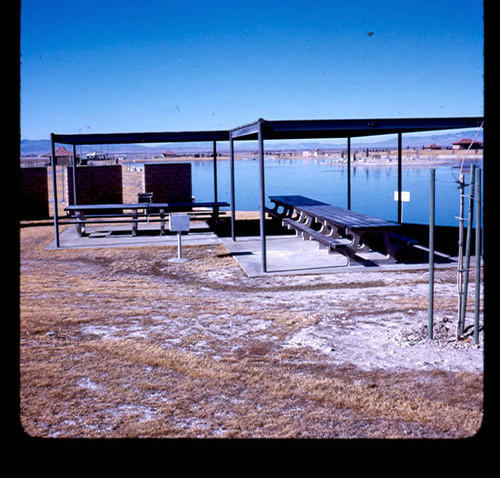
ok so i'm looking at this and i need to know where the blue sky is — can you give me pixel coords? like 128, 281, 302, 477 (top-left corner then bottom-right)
20, 0, 484, 139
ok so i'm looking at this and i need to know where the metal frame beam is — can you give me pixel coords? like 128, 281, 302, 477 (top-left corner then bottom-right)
230, 121, 261, 139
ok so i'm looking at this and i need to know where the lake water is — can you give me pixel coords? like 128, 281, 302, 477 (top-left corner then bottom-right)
184, 158, 482, 227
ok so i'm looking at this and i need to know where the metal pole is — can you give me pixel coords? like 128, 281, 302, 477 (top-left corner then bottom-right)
212, 140, 218, 204
474, 167, 481, 345
258, 120, 267, 273
347, 137, 351, 210
459, 164, 475, 336
229, 134, 236, 241
428, 169, 435, 339
397, 132, 402, 223
61, 156, 65, 203
50, 134, 60, 248
72, 144, 78, 205
177, 231, 182, 259
457, 173, 465, 333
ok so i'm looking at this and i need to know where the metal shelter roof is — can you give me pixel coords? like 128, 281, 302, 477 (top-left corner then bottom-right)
230, 117, 484, 140
52, 129, 229, 146
52, 116, 484, 146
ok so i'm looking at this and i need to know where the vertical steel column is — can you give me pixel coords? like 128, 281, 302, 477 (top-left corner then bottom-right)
50, 134, 60, 248
428, 169, 435, 339
459, 164, 475, 336
474, 167, 482, 345
347, 137, 351, 210
229, 133, 236, 241
72, 144, 78, 205
177, 231, 182, 259
397, 132, 402, 223
212, 140, 218, 204
457, 173, 465, 330
258, 120, 267, 273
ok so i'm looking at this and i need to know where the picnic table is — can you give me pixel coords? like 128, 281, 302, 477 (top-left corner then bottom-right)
64, 201, 229, 237
267, 195, 416, 261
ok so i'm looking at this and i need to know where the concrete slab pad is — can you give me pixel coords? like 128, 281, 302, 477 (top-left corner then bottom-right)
221, 235, 350, 276
220, 235, 458, 277
46, 222, 222, 250
46, 223, 457, 277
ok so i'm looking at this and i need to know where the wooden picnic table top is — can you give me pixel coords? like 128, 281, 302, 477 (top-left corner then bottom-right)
64, 201, 229, 212
269, 195, 399, 230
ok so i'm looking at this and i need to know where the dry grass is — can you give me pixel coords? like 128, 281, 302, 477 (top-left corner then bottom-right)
19, 222, 483, 439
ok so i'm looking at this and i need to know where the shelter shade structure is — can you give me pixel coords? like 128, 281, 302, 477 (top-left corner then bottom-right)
50, 116, 483, 272
229, 117, 483, 273
50, 129, 229, 247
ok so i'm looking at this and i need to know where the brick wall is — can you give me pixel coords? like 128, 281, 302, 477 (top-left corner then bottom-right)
143, 163, 192, 203
67, 165, 123, 205
20, 167, 49, 220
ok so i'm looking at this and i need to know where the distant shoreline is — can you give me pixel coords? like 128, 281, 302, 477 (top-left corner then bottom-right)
21, 150, 483, 168
135, 151, 483, 167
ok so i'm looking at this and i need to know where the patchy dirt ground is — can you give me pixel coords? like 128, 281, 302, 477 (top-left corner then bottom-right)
19, 223, 484, 439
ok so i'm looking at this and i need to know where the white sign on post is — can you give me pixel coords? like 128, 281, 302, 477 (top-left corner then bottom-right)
394, 191, 410, 222
393, 191, 410, 202
168, 214, 190, 262
169, 213, 190, 232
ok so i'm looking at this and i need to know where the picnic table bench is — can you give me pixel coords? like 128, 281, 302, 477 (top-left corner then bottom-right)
266, 195, 417, 262
64, 201, 229, 237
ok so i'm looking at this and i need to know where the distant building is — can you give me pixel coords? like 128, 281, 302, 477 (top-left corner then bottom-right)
42, 145, 73, 166
161, 150, 178, 158
302, 149, 324, 157
452, 138, 483, 150
423, 143, 442, 150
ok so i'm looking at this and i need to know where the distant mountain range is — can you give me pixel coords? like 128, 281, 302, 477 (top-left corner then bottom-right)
20, 129, 483, 156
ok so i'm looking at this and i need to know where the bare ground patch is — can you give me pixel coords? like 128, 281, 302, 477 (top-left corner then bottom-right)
19, 224, 484, 438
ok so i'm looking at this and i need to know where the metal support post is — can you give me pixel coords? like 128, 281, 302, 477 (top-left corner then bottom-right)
397, 132, 403, 223
474, 167, 482, 345
258, 120, 267, 273
72, 144, 78, 205
50, 134, 60, 248
177, 231, 182, 259
428, 169, 435, 339
459, 164, 475, 336
229, 134, 236, 241
457, 173, 465, 333
347, 137, 351, 210
213, 140, 218, 205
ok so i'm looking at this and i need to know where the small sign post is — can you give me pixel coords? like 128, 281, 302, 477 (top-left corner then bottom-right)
168, 214, 190, 262
394, 191, 410, 222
